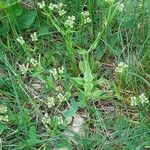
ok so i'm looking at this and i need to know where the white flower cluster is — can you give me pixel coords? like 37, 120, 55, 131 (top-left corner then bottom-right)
31, 32, 38, 42
115, 62, 128, 73
42, 113, 51, 124
64, 16, 76, 28
0, 115, 9, 122
37, 1, 45, 9
29, 58, 38, 67
81, 11, 91, 24
46, 97, 55, 108
117, 2, 125, 12
19, 58, 38, 74
57, 93, 67, 102
19, 64, 28, 75
17, 36, 25, 45
53, 116, 63, 125
0, 105, 7, 114
0, 105, 9, 122
130, 93, 149, 106
140, 93, 149, 104
50, 66, 64, 80
49, 2, 66, 16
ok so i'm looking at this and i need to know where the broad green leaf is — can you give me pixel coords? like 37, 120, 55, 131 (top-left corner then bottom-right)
71, 77, 84, 86
0, 123, 5, 134
79, 61, 85, 74
37, 26, 49, 36
0, 0, 18, 9
17, 9, 37, 29
28, 126, 37, 141
7, 3, 23, 16
84, 82, 94, 95
63, 100, 79, 118
83, 57, 94, 82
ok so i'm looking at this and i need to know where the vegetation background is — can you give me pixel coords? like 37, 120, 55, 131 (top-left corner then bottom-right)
0, 0, 150, 149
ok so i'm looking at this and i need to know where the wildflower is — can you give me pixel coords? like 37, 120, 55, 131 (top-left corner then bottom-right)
37, 1, 45, 9
56, 3, 63, 9
58, 9, 66, 16
58, 66, 64, 74
53, 116, 63, 125
31, 32, 38, 42
117, 2, 125, 12
65, 16, 76, 28
17, 36, 25, 45
84, 17, 91, 24
139, 93, 149, 104
0, 105, 7, 114
81, 11, 90, 17
81, 11, 91, 24
49, 3, 56, 11
19, 64, 28, 74
57, 93, 67, 102
46, 97, 55, 108
115, 62, 128, 73
130, 96, 138, 106
50, 68, 58, 80
42, 113, 51, 124
0, 115, 9, 122
29, 58, 38, 67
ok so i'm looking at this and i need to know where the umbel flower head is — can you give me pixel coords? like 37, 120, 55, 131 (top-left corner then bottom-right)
117, 2, 125, 12
0, 105, 7, 114
17, 36, 25, 45
64, 16, 76, 28
115, 62, 128, 73
81, 11, 91, 24
130, 93, 149, 106
49, 2, 66, 16
139, 93, 149, 104
31, 32, 38, 42
38, 1, 45, 9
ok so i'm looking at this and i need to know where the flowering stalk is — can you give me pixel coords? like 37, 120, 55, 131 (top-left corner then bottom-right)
64, 31, 77, 70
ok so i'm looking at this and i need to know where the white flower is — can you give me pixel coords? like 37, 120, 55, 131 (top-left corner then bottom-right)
42, 113, 51, 124
58, 66, 64, 74
139, 93, 149, 104
0, 115, 9, 122
46, 97, 55, 108
31, 32, 38, 42
19, 64, 28, 74
38, 1, 45, 9
17, 36, 25, 45
81, 11, 91, 24
53, 116, 63, 125
81, 11, 90, 17
130, 96, 138, 106
115, 62, 128, 73
117, 2, 125, 12
29, 58, 38, 67
0, 105, 7, 114
65, 16, 76, 28
57, 93, 67, 102
84, 17, 91, 24
58, 9, 66, 16
50, 68, 58, 80
49, 3, 56, 11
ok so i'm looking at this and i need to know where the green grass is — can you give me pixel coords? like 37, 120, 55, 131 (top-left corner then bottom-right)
0, 0, 150, 149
